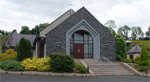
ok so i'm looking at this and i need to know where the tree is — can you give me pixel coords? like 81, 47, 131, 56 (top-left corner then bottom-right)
104, 20, 116, 35
137, 27, 144, 39
0, 29, 9, 36
140, 46, 149, 67
115, 34, 126, 60
20, 26, 30, 34
30, 23, 49, 34
12, 29, 17, 34
145, 27, 150, 38
131, 26, 144, 40
117, 25, 130, 40
104, 20, 116, 28
17, 38, 32, 61
131, 27, 137, 40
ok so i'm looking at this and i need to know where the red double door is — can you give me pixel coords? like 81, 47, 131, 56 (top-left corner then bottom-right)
74, 43, 84, 59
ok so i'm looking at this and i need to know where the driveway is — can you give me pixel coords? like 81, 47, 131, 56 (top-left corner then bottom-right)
0, 74, 149, 82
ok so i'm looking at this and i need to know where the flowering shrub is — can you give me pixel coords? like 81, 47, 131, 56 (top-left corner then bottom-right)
21, 57, 50, 71
0, 49, 17, 60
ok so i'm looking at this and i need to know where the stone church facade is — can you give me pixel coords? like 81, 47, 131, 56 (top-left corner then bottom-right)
34, 7, 116, 61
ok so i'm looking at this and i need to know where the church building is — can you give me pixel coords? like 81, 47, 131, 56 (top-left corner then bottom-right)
33, 7, 116, 61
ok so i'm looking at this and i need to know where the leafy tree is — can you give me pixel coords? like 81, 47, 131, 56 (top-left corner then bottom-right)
12, 29, 17, 34
0, 29, 9, 35
30, 23, 49, 34
104, 20, 116, 28
104, 26, 116, 36
131, 26, 144, 40
104, 20, 116, 35
140, 46, 149, 67
131, 27, 138, 40
17, 38, 32, 61
115, 34, 126, 60
137, 27, 144, 39
20, 26, 30, 34
117, 25, 130, 40
145, 27, 150, 38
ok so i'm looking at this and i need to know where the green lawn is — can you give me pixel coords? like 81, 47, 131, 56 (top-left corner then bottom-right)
129, 40, 150, 49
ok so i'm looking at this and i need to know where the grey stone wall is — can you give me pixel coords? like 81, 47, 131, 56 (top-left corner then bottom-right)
46, 7, 116, 61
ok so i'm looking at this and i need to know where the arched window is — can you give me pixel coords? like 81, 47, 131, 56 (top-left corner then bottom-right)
70, 30, 93, 58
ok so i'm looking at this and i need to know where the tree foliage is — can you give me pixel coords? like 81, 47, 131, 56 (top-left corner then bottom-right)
104, 26, 116, 36
104, 20, 116, 28
0, 29, 9, 35
30, 23, 49, 34
20, 26, 30, 34
145, 27, 150, 38
104, 20, 116, 35
12, 29, 17, 34
140, 46, 149, 67
117, 25, 130, 40
115, 34, 126, 60
17, 38, 32, 61
131, 26, 144, 40
104, 20, 127, 60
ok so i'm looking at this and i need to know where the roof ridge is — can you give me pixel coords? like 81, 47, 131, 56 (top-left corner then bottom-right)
11, 34, 36, 36
128, 44, 141, 54
39, 9, 75, 32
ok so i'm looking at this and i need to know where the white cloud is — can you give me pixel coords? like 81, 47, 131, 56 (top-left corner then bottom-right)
0, 0, 149, 33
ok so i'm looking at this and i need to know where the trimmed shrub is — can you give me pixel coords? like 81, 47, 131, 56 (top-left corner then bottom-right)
49, 53, 75, 73
138, 65, 145, 71
134, 56, 140, 63
131, 59, 135, 63
0, 49, 17, 60
138, 61, 149, 67
140, 46, 149, 67
0, 60, 24, 71
116, 55, 122, 61
121, 58, 131, 63
17, 38, 32, 61
21, 57, 50, 71
75, 64, 88, 74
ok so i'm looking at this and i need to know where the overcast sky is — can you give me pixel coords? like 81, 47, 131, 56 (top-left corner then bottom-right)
0, 0, 149, 33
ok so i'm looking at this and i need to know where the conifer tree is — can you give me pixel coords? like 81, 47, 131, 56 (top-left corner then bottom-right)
140, 46, 149, 67
17, 38, 32, 61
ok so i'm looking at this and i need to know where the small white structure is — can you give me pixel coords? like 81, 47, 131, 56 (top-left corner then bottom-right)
127, 45, 141, 59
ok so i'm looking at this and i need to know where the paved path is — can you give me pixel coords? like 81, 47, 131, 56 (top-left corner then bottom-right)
0, 74, 149, 82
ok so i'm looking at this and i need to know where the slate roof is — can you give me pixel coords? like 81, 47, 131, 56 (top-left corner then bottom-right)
45, 7, 115, 38
4, 34, 36, 47
39, 9, 75, 36
128, 45, 142, 54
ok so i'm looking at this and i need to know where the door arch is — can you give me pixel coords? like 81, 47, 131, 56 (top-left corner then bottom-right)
70, 30, 93, 58
66, 20, 100, 59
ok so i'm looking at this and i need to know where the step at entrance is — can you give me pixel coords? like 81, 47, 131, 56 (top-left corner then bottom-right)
78, 59, 135, 76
